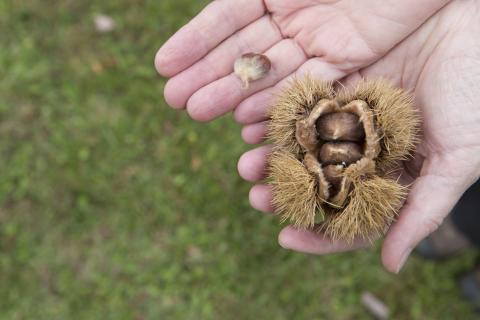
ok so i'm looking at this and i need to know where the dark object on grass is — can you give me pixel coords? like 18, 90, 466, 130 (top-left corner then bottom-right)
459, 268, 480, 314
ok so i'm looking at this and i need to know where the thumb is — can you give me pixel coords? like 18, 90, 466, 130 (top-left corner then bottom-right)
381, 154, 478, 274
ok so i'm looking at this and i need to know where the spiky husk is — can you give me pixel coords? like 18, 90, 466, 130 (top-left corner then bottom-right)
336, 80, 420, 172
267, 77, 420, 242
321, 175, 407, 242
267, 76, 334, 156
268, 150, 323, 228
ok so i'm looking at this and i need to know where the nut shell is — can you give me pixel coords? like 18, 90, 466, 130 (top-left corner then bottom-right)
316, 112, 365, 141
323, 165, 344, 196
234, 53, 271, 88
318, 142, 363, 165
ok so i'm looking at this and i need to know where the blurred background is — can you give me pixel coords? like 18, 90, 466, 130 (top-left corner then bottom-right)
0, 0, 477, 319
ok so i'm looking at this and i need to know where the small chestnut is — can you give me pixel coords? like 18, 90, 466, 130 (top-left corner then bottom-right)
323, 164, 344, 195
316, 112, 365, 141
234, 53, 271, 88
318, 142, 363, 165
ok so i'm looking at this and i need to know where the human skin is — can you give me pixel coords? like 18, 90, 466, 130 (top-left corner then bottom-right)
155, 0, 480, 273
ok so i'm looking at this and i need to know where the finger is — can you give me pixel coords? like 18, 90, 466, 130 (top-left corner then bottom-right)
187, 39, 307, 122
381, 155, 476, 274
337, 71, 365, 89
278, 226, 369, 254
233, 88, 274, 125
155, 0, 265, 77
241, 121, 267, 144
237, 145, 272, 182
164, 16, 282, 109
249, 184, 275, 213
234, 58, 348, 124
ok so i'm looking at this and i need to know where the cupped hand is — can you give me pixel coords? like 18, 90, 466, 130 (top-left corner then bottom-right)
239, 0, 480, 273
156, 0, 480, 273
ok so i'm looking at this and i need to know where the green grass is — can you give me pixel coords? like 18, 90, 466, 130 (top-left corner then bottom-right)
0, 0, 478, 319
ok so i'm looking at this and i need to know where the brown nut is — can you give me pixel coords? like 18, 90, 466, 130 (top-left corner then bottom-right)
234, 53, 271, 89
316, 112, 365, 141
318, 142, 363, 165
323, 164, 344, 196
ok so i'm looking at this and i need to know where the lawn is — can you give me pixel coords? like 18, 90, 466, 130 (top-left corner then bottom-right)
0, 0, 477, 319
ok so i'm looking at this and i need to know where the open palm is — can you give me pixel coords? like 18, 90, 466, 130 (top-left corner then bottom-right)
156, 0, 480, 273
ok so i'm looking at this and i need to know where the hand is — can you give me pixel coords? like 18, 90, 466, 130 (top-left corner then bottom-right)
155, 0, 480, 273
155, 0, 448, 121
238, 0, 480, 273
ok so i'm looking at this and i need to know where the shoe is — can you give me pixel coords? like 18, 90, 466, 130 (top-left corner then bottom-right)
459, 267, 480, 313
415, 216, 471, 260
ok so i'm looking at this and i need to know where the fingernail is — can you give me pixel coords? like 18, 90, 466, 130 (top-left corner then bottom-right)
278, 236, 290, 250
278, 229, 293, 250
395, 248, 413, 274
